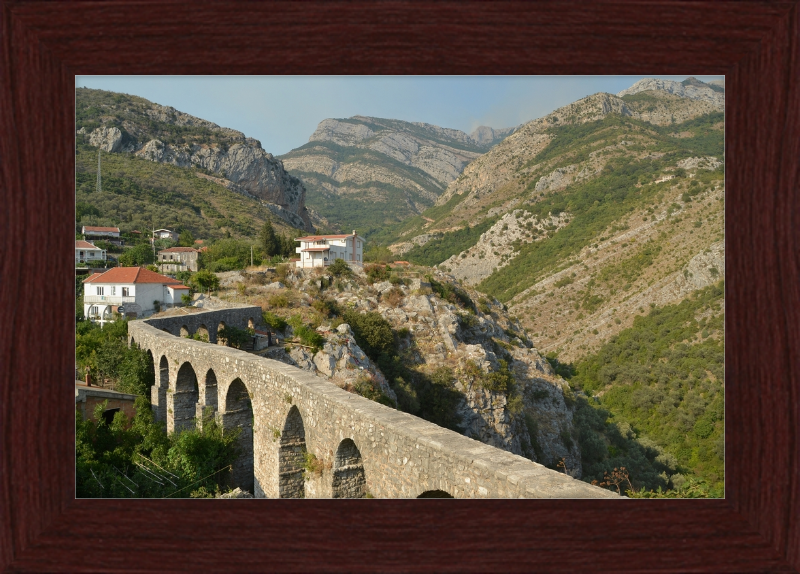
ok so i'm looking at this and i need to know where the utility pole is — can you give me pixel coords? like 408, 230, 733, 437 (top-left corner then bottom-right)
96, 149, 102, 193
251, 245, 253, 268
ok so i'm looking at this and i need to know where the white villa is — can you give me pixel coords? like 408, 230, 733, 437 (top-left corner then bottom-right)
295, 231, 364, 269
82, 267, 189, 326
75, 240, 106, 265
153, 228, 179, 242
82, 225, 123, 246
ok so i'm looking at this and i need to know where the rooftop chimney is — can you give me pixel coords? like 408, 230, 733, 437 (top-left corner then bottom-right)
352, 230, 356, 235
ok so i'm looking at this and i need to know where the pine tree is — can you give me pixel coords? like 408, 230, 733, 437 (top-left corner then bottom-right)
260, 221, 279, 257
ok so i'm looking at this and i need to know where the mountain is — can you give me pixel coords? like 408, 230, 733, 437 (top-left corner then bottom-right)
75, 88, 313, 232
279, 116, 515, 238
372, 77, 725, 494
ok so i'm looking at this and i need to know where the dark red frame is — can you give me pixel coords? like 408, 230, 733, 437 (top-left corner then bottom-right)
1, 1, 798, 571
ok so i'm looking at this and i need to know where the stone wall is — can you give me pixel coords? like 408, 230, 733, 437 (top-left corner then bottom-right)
129, 308, 620, 499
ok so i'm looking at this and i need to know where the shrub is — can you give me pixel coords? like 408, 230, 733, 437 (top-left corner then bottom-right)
262, 311, 287, 332
217, 325, 251, 349
327, 258, 352, 277
341, 310, 394, 358
189, 269, 220, 292
383, 287, 405, 308
365, 264, 390, 284
268, 293, 290, 308
288, 315, 324, 351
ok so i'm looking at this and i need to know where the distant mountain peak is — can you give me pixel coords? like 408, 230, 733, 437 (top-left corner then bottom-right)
618, 78, 724, 107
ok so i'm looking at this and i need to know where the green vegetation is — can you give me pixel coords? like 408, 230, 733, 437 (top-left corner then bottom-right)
327, 258, 352, 277
77, 398, 240, 498
340, 309, 463, 430
118, 243, 155, 267
217, 325, 252, 349
426, 275, 475, 311
567, 282, 724, 495
74, 313, 240, 498
262, 311, 288, 332
288, 315, 325, 351
75, 319, 154, 396
479, 149, 723, 302
405, 217, 498, 267
598, 242, 662, 288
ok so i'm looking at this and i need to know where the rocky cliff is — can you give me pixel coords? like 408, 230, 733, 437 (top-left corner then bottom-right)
279, 116, 515, 237
76, 88, 313, 231
214, 265, 583, 474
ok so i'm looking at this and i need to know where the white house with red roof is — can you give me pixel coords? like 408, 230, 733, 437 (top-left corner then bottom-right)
294, 230, 364, 269
75, 240, 106, 264
82, 267, 189, 326
82, 225, 123, 245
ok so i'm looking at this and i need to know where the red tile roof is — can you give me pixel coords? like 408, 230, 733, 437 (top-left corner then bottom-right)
75, 240, 101, 249
295, 234, 354, 241
158, 247, 198, 253
167, 284, 190, 290
83, 226, 120, 233
83, 267, 183, 285
301, 247, 330, 252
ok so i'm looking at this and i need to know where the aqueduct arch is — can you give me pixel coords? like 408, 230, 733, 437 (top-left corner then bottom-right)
127, 306, 620, 500
220, 378, 254, 493
332, 439, 366, 498
279, 406, 306, 499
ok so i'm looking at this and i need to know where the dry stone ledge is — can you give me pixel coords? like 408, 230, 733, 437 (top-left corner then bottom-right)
129, 306, 620, 499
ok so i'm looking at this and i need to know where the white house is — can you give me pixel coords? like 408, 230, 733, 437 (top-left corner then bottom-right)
82, 226, 123, 246
153, 229, 179, 242
82, 267, 189, 326
294, 231, 364, 269
75, 240, 106, 264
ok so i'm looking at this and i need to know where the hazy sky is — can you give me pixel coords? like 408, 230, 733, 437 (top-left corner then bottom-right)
76, 75, 723, 156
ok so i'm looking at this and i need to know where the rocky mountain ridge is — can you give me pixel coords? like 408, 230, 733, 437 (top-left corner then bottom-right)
384, 78, 724, 362
76, 88, 313, 231
279, 116, 515, 237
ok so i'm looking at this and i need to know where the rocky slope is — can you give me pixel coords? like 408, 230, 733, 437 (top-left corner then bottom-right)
213, 265, 583, 475
279, 116, 515, 237
76, 88, 313, 231
382, 77, 724, 361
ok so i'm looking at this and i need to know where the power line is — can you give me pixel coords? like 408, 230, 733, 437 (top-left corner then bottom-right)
162, 465, 232, 499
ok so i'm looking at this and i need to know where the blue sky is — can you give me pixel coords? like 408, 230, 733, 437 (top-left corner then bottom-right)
76, 75, 723, 156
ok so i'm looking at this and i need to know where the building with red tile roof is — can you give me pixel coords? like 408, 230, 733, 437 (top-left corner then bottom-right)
82, 267, 191, 326
75, 240, 106, 264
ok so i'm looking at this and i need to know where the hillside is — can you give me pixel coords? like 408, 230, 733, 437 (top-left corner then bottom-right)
279, 116, 514, 238
185, 262, 694, 493
384, 79, 723, 361
75, 140, 298, 241
75, 88, 313, 231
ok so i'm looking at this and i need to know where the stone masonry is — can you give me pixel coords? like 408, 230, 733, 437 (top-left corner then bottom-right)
128, 307, 620, 499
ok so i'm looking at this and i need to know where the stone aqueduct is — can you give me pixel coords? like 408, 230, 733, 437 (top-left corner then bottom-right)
128, 306, 619, 499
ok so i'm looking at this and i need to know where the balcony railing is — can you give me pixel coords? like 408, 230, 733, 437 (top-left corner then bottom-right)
83, 295, 137, 304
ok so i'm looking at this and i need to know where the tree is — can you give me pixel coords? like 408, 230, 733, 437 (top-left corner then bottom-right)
259, 221, 280, 257
118, 243, 155, 267
189, 269, 220, 292
178, 230, 195, 247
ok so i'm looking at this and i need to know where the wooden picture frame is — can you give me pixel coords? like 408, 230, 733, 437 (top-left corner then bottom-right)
1, 1, 798, 570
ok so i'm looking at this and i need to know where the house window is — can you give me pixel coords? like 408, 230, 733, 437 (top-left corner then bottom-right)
110, 286, 116, 296
122, 287, 130, 297
79, 251, 84, 258
96, 287, 104, 296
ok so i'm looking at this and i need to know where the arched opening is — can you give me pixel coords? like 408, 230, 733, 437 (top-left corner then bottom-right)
223, 378, 254, 494
196, 368, 219, 429
216, 321, 227, 346
196, 324, 210, 343
279, 406, 306, 498
152, 355, 170, 424
248, 318, 255, 330
170, 362, 199, 433
332, 438, 366, 498
180, 325, 189, 337
417, 490, 454, 499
